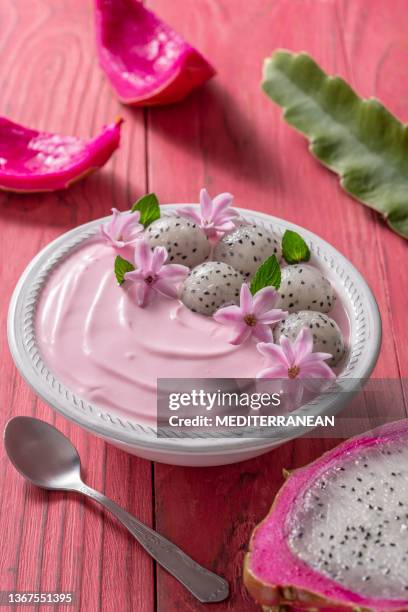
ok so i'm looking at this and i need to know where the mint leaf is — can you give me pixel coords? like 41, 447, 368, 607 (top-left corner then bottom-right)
250, 255, 281, 294
282, 230, 310, 264
115, 255, 135, 285
131, 193, 160, 227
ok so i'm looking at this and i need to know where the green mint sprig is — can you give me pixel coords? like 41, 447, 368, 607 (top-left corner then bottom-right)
250, 255, 281, 295
131, 193, 160, 227
282, 229, 310, 264
115, 255, 135, 285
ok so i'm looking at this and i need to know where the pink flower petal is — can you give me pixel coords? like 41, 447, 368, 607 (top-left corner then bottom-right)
257, 309, 287, 324
240, 283, 253, 315
230, 324, 252, 345
151, 246, 168, 273
299, 361, 336, 380
134, 239, 153, 271
293, 327, 314, 361
215, 207, 240, 219
301, 351, 333, 365
100, 223, 113, 244
257, 364, 289, 379
216, 208, 240, 221
135, 282, 150, 307
214, 212, 239, 225
154, 278, 179, 300
121, 218, 143, 243
280, 335, 296, 366
213, 305, 243, 324
200, 188, 213, 219
101, 208, 144, 251
101, 209, 121, 244
213, 220, 237, 233
124, 269, 145, 282
124, 231, 143, 245
159, 263, 189, 281
252, 287, 278, 314
177, 189, 238, 240
212, 192, 234, 216
110, 207, 121, 231
256, 341, 288, 365
176, 206, 201, 225
252, 323, 273, 342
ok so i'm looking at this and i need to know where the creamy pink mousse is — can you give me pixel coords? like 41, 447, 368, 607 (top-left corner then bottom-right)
35, 238, 267, 423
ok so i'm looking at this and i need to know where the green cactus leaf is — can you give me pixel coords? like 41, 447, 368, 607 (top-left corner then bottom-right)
262, 50, 408, 239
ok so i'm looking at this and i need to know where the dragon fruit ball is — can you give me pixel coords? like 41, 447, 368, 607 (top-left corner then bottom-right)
276, 264, 336, 314
213, 224, 282, 279
181, 262, 245, 316
274, 311, 345, 367
145, 215, 210, 268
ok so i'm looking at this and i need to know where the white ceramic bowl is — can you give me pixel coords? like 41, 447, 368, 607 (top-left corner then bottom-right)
8, 206, 381, 466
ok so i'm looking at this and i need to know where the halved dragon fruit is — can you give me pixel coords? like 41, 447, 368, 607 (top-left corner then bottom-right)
94, 0, 216, 106
0, 116, 122, 193
244, 420, 408, 611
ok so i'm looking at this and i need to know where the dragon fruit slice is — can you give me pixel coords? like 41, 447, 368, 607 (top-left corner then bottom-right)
94, 0, 216, 106
244, 420, 408, 611
0, 116, 122, 193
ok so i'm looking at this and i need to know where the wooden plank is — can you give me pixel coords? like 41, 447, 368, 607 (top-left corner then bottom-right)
0, 1, 154, 611
0, 0, 407, 611
146, 0, 408, 609
336, 0, 408, 385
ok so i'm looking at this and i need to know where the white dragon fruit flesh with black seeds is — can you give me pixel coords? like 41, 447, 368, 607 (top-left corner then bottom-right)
277, 264, 336, 313
145, 215, 210, 267
274, 310, 345, 366
213, 224, 282, 279
244, 421, 408, 611
290, 441, 408, 599
180, 262, 244, 316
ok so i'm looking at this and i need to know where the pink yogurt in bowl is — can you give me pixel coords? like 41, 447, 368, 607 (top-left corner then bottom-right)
8, 206, 381, 466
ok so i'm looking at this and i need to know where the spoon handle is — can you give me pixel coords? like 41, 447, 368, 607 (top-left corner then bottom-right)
76, 483, 229, 603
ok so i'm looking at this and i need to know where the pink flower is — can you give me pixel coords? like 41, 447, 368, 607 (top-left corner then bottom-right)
124, 240, 189, 307
176, 188, 239, 241
101, 208, 144, 259
213, 284, 287, 345
256, 327, 335, 379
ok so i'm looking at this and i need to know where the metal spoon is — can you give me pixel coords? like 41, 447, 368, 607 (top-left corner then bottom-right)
4, 416, 229, 604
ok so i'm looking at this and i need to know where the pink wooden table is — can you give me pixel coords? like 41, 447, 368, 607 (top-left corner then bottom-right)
1, 1, 407, 610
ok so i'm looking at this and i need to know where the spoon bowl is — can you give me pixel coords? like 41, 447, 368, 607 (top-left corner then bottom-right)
4, 416, 81, 490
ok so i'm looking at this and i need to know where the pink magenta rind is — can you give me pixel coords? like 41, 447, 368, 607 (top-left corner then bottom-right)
94, 0, 216, 106
0, 117, 122, 193
246, 421, 408, 610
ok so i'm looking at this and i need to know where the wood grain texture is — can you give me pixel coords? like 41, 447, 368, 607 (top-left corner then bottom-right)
0, 1, 407, 611
0, 2, 153, 612
146, 0, 408, 610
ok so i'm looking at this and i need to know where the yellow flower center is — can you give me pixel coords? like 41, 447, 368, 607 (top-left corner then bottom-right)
244, 314, 257, 327
288, 366, 300, 379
